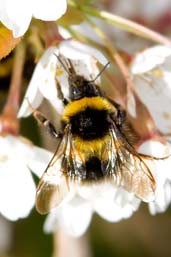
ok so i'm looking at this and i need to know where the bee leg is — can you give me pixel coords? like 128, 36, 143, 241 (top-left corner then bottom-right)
109, 100, 126, 126
116, 107, 126, 126
55, 78, 69, 106
25, 97, 63, 138
33, 110, 63, 139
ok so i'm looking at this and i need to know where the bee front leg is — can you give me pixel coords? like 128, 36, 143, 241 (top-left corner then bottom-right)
33, 110, 63, 139
55, 78, 69, 106
25, 98, 63, 139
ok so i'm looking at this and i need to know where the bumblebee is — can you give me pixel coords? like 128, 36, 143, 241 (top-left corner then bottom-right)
35, 54, 156, 214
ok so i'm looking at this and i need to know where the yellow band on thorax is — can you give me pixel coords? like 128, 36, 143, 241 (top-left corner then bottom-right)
62, 96, 115, 122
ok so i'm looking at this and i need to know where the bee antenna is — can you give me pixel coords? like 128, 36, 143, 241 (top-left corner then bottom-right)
53, 53, 71, 75
91, 61, 110, 82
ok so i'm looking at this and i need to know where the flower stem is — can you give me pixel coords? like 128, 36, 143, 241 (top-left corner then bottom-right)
69, 1, 171, 46
0, 42, 25, 135
6, 43, 25, 110
52, 229, 92, 257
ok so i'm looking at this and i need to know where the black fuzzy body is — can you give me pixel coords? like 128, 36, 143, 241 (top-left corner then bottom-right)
70, 107, 110, 140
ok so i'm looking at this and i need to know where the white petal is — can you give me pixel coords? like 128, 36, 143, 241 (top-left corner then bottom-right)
0, 165, 35, 221
18, 83, 43, 118
58, 42, 103, 86
138, 140, 171, 158
71, 20, 105, 46
0, 0, 32, 37
0, 135, 33, 160
0, 0, 67, 37
28, 146, 53, 178
18, 47, 61, 117
131, 46, 171, 74
78, 182, 113, 201
149, 180, 171, 215
33, 0, 67, 20
38, 47, 67, 113
138, 140, 171, 213
59, 39, 108, 66
23, 46, 68, 115
114, 188, 140, 210
94, 188, 140, 222
44, 195, 92, 237
138, 140, 171, 186
129, 47, 171, 133
0, 135, 55, 220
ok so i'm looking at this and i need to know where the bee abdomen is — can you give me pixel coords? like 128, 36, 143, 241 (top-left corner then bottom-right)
85, 156, 105, 181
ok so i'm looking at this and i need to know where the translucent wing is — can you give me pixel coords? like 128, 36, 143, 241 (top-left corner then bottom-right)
102, 121, 156, 202
36, 125, 85, 214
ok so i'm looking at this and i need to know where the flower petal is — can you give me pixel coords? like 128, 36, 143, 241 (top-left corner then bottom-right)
44, 195, 92, 237
0, 0, 32, 37
17, 81, 43, 118
129, 46, 171, 133
59, 39, 108, 66
33, 0, 67, 20
0, 165, 35, 220
28, 146, 53, 178
94, 188, 140, 222
38, 47, 68, 113
131, 45, 171, 74
148, 180, 171, 215
138, 140, 171, 214
138, 141, 170, 189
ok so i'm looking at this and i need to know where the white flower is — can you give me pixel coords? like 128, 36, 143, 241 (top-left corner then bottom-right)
44, 183, 140, 237
0, 134, 52, 221
128, 45, 171, 133
138, 140, 171, 215
0, 0, 67, 37
18, 39, 108, 118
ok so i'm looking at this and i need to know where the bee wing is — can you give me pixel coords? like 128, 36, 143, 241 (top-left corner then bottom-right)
102, 122, 155, 202
36, 126, 84, 214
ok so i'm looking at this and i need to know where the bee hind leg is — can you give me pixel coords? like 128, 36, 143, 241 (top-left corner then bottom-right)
33, 110, 63, 139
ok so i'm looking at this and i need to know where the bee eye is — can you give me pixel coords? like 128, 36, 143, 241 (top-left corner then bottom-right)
70, 86, 82, 100
73, 86, 79, 95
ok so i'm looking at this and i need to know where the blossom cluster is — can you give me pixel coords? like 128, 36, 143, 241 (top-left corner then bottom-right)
0, 0, 171, 241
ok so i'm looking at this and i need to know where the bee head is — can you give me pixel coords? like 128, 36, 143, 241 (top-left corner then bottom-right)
54, 54, 108, 101
69, 75, 102, 100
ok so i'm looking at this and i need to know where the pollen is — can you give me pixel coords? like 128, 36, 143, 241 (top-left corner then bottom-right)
56, 67, 64, 76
